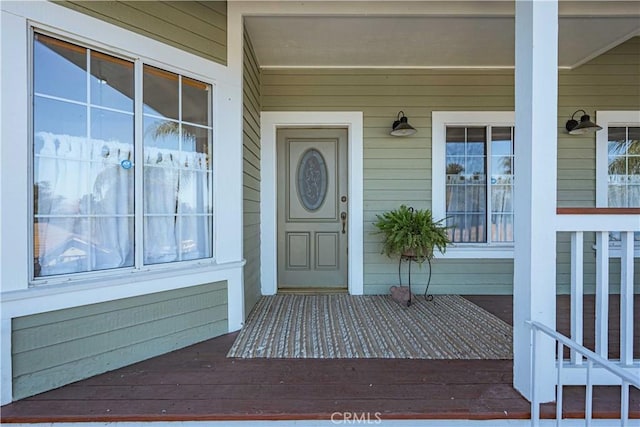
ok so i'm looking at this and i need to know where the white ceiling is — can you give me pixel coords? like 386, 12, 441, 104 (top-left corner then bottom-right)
245, 15, 640, 69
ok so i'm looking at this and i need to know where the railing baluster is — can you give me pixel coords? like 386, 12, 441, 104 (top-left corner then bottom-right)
595, 231, 609, 358
571, 231, 584, 365
556, 341, 563, 426
585, 359, 593, 427
531, 326, 540, 427
621, 380, 629, 427
620, 231, 634, 366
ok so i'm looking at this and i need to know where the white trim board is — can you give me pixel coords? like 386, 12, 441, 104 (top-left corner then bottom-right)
260, 112, 364, 296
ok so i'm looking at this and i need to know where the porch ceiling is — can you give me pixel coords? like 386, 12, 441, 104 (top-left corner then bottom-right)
245, 12, 640, 69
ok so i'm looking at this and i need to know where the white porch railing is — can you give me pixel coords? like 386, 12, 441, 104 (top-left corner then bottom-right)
529, 320, 640, 427
556, 208, 639, 383
527, 208, 639, 425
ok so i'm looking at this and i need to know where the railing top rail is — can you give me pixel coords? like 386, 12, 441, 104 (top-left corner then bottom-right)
527, 320, 640, 387
557, 207, 640, 215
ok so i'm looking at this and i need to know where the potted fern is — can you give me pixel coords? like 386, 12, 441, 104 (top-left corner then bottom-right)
373, 205, 450, 305
374, 205, 449, 261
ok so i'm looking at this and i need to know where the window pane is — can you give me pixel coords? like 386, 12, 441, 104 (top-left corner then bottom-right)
466, 157, 486, 176
34, 97, 87, 138
91, 108, 134, 149
492, 156, 512, 175
491, 214, 514, 243
465, 185, 486, 213
446, 127, 465, 143
465, 214, 486, 243
144, 117, 180, 150
34, 33, 87, 102
90, 51, 134, 112
144, 65, 178, 119
608, 155, 626, 175
182, 77, 210, 126
492, 185, 513, 213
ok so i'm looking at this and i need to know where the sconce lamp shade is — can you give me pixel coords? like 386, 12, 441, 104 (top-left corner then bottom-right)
391, 111, 417, 136
565, 110, 602, 135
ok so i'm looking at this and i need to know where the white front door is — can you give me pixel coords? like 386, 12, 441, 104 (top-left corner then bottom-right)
277, 128, 348, 289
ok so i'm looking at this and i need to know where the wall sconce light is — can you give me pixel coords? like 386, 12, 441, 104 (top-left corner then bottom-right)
565, 109, 602, 135
390, 111, 417, 136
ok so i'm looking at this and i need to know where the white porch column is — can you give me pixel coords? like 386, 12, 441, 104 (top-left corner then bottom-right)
513, 0, 558, 402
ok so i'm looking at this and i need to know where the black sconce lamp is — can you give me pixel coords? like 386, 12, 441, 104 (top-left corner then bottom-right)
390, 111, 417, 136
565, 109, 602, 135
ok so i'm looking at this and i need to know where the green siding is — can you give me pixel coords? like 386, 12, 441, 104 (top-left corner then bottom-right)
12, 281, 228, 399
262, 37, 640, 295
243, 29, 262, 314
55, 1, 227, 65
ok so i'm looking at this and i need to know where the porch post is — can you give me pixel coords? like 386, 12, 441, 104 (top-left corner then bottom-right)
513, 0, 558, 402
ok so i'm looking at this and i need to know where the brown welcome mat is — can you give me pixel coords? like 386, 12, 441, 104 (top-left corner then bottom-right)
227, 294, 513, 359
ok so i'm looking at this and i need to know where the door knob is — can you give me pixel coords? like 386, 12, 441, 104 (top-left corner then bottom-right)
340, 212, 347, 234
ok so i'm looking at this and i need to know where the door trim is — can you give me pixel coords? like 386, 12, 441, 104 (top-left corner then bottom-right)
260, 112, 364, 295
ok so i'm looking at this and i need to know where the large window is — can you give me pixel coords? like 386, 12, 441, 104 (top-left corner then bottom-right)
596, 111, 640, 253
32, 33, 213, 279
432, 112, 515, 257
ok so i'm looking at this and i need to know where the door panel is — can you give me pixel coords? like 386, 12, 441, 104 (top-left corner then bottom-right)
277, 128, 348, 289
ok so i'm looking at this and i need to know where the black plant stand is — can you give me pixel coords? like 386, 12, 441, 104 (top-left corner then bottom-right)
398, 254, 434, 306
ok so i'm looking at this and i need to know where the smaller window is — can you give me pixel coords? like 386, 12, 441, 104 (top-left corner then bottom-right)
444, 126, 514, 244
432, 112, 515, 257
604, 124, 640, 247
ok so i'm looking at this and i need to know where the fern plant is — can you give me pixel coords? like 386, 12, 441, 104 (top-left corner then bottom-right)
373, 205, 450, 262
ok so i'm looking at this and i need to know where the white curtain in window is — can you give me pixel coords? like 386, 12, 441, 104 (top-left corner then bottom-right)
143, 147, 210, 264
35, 132, 133, 276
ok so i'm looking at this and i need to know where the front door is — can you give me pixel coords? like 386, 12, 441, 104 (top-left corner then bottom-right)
277, 128, 348, 290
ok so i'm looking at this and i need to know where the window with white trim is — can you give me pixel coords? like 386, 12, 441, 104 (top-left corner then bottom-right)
32, 32, 213, 279
595, 111, 640, 253
432, 112, 515, 257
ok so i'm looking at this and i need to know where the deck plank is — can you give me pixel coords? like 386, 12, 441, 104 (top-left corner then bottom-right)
1, 295, 638, 422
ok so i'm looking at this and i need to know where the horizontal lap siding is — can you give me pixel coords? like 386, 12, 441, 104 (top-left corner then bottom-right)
262, 37, 640, 295
243, 29, 262, 314
263, 68, 515, 295
55, 1, 227, 65
12, 281, 228, 400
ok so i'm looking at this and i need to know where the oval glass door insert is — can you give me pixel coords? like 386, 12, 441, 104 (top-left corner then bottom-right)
297, 148, 328, 211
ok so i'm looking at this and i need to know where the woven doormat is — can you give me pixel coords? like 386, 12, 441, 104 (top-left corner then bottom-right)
227, 294, 513, 359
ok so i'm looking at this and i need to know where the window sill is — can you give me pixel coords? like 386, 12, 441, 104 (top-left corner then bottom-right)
438, 245, 514, 259
2, 259, 245, 307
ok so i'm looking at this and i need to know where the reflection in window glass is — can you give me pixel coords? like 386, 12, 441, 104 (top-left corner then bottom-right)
90, 51, 134, 112
182, 77, 210, 126
143, 65, 178, 119
143, 68, 212, 265
446, 127, 487, 243
490, 127, 514, 243
32, 32, 214, 280
33, 33, 134, 278
608, 126, 640, 244
34, 34, 87, 102
445, 126, 514, 244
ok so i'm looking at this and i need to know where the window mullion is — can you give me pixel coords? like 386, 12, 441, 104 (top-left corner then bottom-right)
134, 60, 144, 269
85, 48, 94, 271
177, 75, 183, 262
486, 126, 492, 245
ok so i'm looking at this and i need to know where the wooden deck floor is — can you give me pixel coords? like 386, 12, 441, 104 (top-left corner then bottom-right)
1, 295, 638, 423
